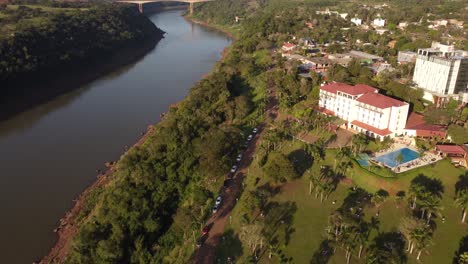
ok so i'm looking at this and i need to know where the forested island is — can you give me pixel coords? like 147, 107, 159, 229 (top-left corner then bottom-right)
0, 1, 164, 120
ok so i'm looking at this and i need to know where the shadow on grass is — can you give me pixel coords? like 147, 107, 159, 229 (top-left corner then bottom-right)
288, 148, 313, 176
263, 201, 297, 246
367, 232, 407, 264
310, 239, 334, 264
453, 235, 468, 264
214, 228, 243, 263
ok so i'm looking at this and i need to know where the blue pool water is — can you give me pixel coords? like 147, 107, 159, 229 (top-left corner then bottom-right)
374, 148, 419, 168
357, 153, 370, 166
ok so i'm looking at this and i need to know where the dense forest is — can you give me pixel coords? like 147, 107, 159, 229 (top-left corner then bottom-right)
0, 3, 164, 99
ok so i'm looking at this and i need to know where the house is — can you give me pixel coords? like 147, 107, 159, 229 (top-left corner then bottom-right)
349, 50, 384, 63
397, 50, 417, 64
372, 18, 386, 27
328, 53, 354, 67
404, 112, 447, 139
449, 19, 464, 29
318, 82, 410, 140
351, 18, 363, 26
281, 42, 297, 52
369, 62, 395, 75
398, 22, 408, 29
431, 19, 448, 28
308, 57, 333, 70
375, 28, 388, 35
316, 8, 338, 15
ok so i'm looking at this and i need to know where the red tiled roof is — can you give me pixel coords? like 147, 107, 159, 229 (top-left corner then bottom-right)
320, 82, 378, 95
356, 92, 407, 109
405, 112, 426, 128
282, 42, 296, 48
351, 120, 392, 136
436, 145, 466, 155
405, 112, 447, 138
317, 107, 335, 116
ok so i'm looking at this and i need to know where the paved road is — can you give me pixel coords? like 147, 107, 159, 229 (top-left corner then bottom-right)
194, 87, 278, 263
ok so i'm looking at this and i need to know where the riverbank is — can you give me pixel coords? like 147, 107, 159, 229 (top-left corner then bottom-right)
39, 13, 234, 264
40, 125, 155, 264
0, 32, 163, 122
185, 15, 238, 40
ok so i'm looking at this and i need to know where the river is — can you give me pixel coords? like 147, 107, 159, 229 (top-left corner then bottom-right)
0, 9, 231, 263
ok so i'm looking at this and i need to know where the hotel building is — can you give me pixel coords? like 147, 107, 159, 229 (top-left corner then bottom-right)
412, 42, 468, 104
319, 82, 410, 140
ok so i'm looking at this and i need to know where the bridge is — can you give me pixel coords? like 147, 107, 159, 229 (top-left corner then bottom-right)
117, 0, 213, 14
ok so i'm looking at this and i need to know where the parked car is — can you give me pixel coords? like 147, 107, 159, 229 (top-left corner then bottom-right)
230, 165, 238, 173
244, 141, 249, 148
196, 235, 207, 247
247, 134, 253, 141
202, 225, 210, 236
212, 204, 219, 213
223, 179, 231, 188
253, 128, 258, 134
215, 196, 222, 205
236, 154, 242, 162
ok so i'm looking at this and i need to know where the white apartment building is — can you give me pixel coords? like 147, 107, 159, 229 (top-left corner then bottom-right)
412, 42, 468, 104
319, 82, 409, 140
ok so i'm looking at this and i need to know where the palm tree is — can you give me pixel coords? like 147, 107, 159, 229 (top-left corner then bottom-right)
411, 226, 433, 260
343, 230, 357, 264
395, 153, 404, 166
409, 182, 427, 210
458, 252, 468, 264
335, 147, 351, 170
399, 217, 423, 253
422, 195, 443, 224
455, 189, 468, 223
337, 159, 353, 177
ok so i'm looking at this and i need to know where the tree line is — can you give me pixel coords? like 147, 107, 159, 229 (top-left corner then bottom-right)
0, 4, 164, 98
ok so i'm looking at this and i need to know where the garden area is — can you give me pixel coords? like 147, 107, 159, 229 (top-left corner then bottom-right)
213, 132, 468, 263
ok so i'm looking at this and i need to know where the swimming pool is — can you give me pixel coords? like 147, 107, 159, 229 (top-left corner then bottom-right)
374, 148, 419, 168
356, 153, 370, 166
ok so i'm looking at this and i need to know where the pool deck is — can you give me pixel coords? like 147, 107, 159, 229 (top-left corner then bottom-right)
391, 151, 442, 173
371, 138, 442, 173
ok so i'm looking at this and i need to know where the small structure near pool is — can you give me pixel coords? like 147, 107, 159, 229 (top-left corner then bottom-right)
436, 144, 467, 168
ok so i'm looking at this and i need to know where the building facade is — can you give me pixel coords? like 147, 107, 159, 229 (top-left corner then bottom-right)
412, 42, 468, 104
319, 82, 409, 140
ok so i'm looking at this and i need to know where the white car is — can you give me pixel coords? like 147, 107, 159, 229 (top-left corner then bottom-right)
253, 128, 258, 134
247, 134, 253, 141
236, 154, 242, 162
230, 165, 238, 173
215, 196, 222, 205
212, 204, 219, 213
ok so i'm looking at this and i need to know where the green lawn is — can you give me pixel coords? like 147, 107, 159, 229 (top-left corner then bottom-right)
215, 138, 467, 263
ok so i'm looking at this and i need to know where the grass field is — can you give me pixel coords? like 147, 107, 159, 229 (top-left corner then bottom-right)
215, 139, 468, 263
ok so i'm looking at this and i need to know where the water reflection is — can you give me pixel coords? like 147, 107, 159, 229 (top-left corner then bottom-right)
0, 9, 231, 264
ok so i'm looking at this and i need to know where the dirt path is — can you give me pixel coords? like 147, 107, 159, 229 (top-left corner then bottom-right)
41, 125, 155, 264
194, 87, 278, 263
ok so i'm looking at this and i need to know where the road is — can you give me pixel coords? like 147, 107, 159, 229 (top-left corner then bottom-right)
194, 86, 278, 263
